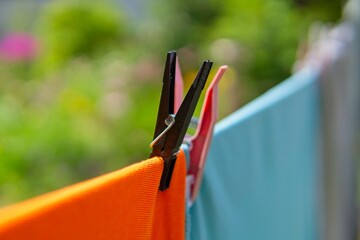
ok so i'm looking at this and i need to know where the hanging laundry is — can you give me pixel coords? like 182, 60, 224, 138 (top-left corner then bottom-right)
188, 66, 322, 240
0, 152, 186, 240
291, 1, 360, 237
313, 19, 360, 240
0, 50, 214, 240
318, 24, 359, 240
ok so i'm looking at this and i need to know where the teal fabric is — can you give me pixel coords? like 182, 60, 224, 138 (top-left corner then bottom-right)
189, 67, 322, 240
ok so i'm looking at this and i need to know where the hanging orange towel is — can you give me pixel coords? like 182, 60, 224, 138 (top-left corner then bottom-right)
0, 152, 186, 240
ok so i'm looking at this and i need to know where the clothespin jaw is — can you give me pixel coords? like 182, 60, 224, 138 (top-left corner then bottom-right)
187, 65, 228, 202
150, 51, 176, 158
150, 51, 213, 191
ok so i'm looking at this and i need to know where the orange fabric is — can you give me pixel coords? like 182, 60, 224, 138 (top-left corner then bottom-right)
0, 153, 186, 240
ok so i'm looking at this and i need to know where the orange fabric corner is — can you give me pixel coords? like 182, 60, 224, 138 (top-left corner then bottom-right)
0, 153, 186, 240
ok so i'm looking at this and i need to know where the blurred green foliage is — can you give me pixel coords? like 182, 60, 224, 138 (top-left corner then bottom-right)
152, 0, 341, 102
0, 54, 161, 205
36, 0, 125, 72
0, 0, 341, 205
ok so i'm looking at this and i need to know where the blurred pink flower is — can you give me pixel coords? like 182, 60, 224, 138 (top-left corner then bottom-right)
0, 32, 38, 62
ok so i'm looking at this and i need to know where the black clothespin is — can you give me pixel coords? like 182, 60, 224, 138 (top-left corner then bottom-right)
150, 51, 213, 191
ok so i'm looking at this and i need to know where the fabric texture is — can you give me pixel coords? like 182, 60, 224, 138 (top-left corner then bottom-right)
189, 67, 322, 240
0, 153, 186, 240
293, 6, 360, 238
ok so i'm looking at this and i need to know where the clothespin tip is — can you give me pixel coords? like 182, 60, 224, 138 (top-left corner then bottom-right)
150, 51, 213, 191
